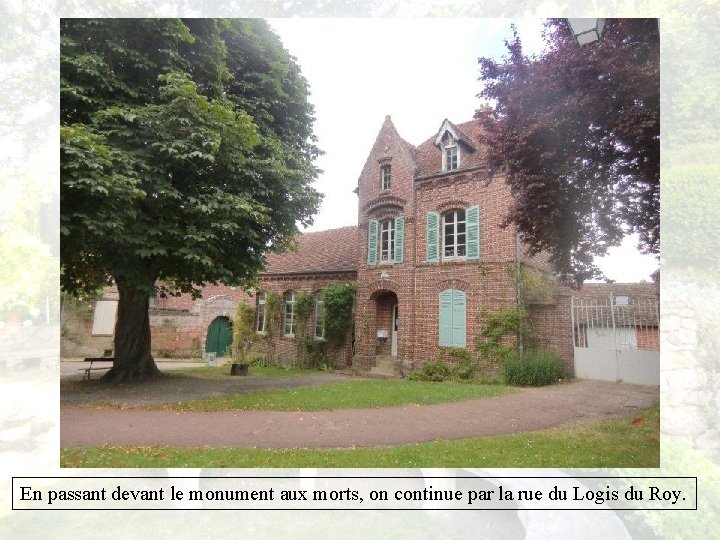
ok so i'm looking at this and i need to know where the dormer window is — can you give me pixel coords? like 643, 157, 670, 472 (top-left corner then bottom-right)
381, 164, 391, 190
435, 119, 474, 172
445, 146, 458, 171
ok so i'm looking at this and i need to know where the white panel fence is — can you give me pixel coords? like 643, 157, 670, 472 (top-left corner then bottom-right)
571, 295, 659, 385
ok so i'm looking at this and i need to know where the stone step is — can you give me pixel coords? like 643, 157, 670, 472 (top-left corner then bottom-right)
368, 355, 398, 378
365, 370, 396, 379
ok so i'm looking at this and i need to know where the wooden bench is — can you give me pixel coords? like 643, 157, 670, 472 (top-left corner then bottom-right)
80, 357, 114, 380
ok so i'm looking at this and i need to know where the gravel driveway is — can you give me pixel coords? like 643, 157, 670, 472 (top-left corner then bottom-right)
61, 377, 658, 449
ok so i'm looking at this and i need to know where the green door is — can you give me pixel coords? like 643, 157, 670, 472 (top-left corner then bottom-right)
206, 316, 233, 356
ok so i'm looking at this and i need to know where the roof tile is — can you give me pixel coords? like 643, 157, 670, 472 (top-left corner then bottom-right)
261, 226, 359, 275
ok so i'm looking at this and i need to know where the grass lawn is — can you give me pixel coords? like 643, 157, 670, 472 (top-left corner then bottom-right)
170, 365, 309, 379
61, 403, 659, 468
153, 379, 513, 412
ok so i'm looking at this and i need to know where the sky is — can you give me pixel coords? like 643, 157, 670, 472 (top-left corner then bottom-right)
268, 18, 659, 283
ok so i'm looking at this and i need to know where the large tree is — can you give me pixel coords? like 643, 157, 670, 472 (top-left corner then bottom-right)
61, 19, 321, 381
477, 19, 659, 286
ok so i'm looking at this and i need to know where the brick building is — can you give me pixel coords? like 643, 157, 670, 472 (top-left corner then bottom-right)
239, 115, 572, 373
67, 116, 658, 377
350, 116, 566, 374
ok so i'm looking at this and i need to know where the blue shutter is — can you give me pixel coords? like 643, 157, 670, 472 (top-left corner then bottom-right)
394, 216, 404, 263
466, 205, 480, 260
439, 289, 467, 348
439, 289, 453, 346
452, 290, 467, 348
426, 212, 439, 263
367, 219, 378, 266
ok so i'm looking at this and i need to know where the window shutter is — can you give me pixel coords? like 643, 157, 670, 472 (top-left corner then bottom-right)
466, 205, 480, 260
426, 211, 439, 263
452, 290, 467, 348
394, 216, 404, 263
439, 289, 453, 346
367, 219, 378, 266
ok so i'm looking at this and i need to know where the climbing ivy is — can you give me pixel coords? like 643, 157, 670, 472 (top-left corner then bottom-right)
321, 283, 355, 344
294, 291, 314, 334
475, 306, 533, 366
515, 265, 554, 303
231, 302, 256, 364
263, 291, 282, 338
297, 336, 330, 369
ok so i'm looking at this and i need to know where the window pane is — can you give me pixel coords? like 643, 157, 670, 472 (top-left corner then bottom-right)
380, 219, 395, 261
284, 293, 294, 335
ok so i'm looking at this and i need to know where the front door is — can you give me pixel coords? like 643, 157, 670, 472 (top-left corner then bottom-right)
206, 316, 233, 356
391, 304, 398, 357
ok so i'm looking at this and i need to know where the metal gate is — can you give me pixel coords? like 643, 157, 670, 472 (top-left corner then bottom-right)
571, 295, 659, 385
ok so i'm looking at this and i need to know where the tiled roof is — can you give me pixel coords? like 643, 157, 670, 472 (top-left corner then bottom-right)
261, 226, 359, 275
414, 119, 487, 178
576, 282, 659, 300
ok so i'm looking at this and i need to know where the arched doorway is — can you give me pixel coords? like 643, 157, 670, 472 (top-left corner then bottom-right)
370, 290, 399, 358
205, 316, 233, 356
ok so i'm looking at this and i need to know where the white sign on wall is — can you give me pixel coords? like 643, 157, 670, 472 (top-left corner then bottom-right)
91, 300, 118, 336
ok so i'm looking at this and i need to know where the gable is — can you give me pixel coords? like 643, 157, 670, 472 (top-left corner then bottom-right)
416, 119, 485, 177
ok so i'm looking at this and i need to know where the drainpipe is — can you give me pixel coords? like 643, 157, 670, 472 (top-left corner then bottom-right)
516, 232, 524, 360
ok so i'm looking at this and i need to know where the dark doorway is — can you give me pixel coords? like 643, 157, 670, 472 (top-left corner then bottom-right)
205, 316, 233, 356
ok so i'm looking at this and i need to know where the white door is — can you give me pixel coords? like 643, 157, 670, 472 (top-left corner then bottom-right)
586, 326, 638, 350
391, 304, 398, 357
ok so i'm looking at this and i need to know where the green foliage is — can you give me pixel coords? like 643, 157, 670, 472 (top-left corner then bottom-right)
516, 265, 553, 303
60, 19, 321, 375
263, 291, 282, 338
662, 162, 720, 268
475, 307, 533, 365
248, 356, 276, 369
297, 337, 331, 370
408, 359, 451, 382
0, 229, 56, 321
231, 302, 256, 364
293, 291, 314, 329
618, 439, 720, 539
502, 349, 562, 387
321, 283, 355, 344
449, 352, 476, 381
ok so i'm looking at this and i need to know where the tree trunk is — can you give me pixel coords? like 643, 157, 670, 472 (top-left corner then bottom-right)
103, 278, 161, 382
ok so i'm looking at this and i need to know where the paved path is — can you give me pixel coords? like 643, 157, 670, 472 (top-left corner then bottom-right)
61, 379, 658, 449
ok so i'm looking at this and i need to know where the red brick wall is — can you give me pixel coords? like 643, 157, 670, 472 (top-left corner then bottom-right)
249, 272, 356, 367
529, 293, 575, 376
637, 327, 660, 351
153, 284, 253, 311
354, 127, 530, 371
414, 173, 517, 264
356, 116, 417, 217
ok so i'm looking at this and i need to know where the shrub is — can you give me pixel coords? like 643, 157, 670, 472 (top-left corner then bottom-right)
297, 337, 331, 370
408, 359, 451, 382
502, 348, 562, 386
231, 302, 257, 364
249, 355, 275, 368
452, 362, 475, 380
442, 348, 475, 380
